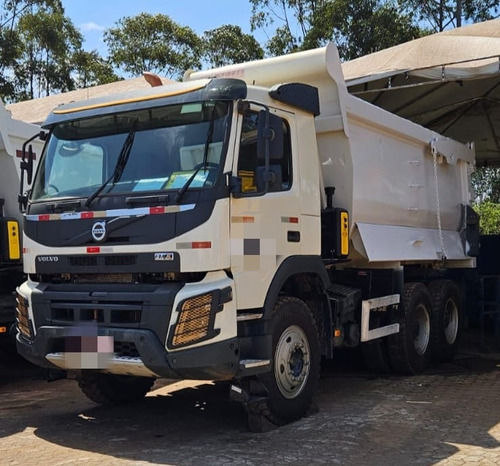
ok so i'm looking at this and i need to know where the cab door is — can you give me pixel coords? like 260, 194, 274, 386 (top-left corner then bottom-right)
229, 106, 302, 311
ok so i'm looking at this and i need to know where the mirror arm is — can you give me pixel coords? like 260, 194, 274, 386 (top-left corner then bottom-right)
19, 131, 43, 213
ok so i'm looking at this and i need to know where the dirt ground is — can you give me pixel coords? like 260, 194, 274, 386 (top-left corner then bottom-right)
1, 337, 500, 466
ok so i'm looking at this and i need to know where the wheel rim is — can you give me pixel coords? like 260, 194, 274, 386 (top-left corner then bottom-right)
413, 303, 430, 355
443, 298, 459, 345
274, 325, 310, 399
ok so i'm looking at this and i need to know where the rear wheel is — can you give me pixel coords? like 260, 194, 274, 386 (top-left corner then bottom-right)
254, 296, 320, 426
428, 280, 461, 362
77, 373, 155, 405
388, 282, 432, 374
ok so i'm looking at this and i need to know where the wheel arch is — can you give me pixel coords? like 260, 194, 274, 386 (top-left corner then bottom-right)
263, 255, 331, 356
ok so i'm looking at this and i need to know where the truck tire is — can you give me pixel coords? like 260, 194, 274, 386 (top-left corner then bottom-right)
387, 282, 432, 375
256, 296, 320, 426
428, 280, 461, 362
77, 373, 155, 405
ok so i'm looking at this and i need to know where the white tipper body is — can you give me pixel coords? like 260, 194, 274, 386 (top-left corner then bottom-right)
0, 101, 42, 222
185, 42, 475, 308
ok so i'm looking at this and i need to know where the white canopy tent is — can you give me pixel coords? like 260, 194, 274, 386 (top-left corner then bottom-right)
342, 19, 500, 166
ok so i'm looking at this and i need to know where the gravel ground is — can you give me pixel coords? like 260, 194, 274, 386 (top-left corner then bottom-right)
1, 339, 500, 466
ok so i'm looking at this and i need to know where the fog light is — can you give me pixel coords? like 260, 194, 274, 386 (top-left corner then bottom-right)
16, 292, 33, 340
171, 293, 213, 348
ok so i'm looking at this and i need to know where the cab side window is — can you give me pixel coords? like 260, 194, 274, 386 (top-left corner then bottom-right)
237, 111, 292, 194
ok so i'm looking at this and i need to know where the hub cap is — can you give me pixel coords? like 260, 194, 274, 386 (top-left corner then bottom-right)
443, 298, 459, 345
274, 325, 311, 399
413, 303, 430, 355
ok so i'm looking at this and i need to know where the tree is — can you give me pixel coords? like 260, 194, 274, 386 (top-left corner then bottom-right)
400, 0, 500, 32
203, 25, 264, 68
73, 50, 119, 89
304, 0, 423, 60
474, 201, 500, 234
250, 0, 322, 54
472, 166, 500, 203
0, 26, 21, 101
104, 13, 202, 79
470, 167, 500, 234
14, 5, 83, 99
1, 1, 116, 102
0, 0, 57, 101
250, 0, 424, 59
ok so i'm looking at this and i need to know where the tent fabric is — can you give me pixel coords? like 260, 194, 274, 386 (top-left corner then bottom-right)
342, 19, 500, 166
7, 76, 172, 126
343, 19, 500, 84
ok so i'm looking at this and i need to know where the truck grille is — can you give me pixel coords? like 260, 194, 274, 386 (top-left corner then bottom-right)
16, 292, 33, 340
68, 255, 137, 267
69, 256, 98, 267
71, 274, 134, 284
105, 255, 136, 266
51, 300, 142, 325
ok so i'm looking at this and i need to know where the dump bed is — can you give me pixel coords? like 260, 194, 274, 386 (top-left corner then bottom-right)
0, 102, 41, 222
186, 43, 475, 267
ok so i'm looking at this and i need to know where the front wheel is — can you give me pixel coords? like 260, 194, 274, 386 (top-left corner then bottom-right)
256, 296, 320, 426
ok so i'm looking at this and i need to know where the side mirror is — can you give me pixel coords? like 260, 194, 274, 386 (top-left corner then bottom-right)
257, 110, 283, 161
22, 145, 34, 185
19, 131, 43, 212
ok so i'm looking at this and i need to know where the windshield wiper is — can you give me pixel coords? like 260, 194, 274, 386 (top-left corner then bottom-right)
85, 121, 138, 208
174, 108, 216, 203
45, 200, 82, 213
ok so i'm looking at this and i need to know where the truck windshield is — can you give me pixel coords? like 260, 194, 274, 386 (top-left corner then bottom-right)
31, 100, 231, 202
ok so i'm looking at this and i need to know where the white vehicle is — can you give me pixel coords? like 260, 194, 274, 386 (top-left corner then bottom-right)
15, 43, 478, 429
0, 102, 41, 337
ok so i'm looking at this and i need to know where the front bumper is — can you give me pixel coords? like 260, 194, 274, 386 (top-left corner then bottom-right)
15, 272, 243, 380
17, 326, 240, 380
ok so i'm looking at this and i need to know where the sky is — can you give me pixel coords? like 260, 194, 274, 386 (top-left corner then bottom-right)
63, 0, 267, 56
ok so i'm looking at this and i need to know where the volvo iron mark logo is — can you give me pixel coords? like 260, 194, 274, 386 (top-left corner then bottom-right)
91, 221, 106, 242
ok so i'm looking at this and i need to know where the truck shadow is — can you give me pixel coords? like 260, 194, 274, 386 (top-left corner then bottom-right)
25, 354, 500, 465
2, 343, 500, 464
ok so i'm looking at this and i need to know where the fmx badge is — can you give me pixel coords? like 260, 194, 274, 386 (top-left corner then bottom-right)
154, 252, 174, 261
91, 221, 106, 242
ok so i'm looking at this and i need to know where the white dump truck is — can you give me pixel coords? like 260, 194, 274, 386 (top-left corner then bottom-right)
0, 102, 41, 338
15, 43, 478, 429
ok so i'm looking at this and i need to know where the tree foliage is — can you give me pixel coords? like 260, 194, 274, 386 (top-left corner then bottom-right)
203, 25, 264, 68
474, 201, 500, 234
73, 50, 119, 89
471, 167, 500, 203
0, 0, 57, 101
304, 0, 423, 60
15, 4, 83, 99
400, 0, 500, 32
250, 0, 322, 54
250, 0, 424, 59
104, 13, 202, 79
0, 26, 21, 100
0, 0, 122, 102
